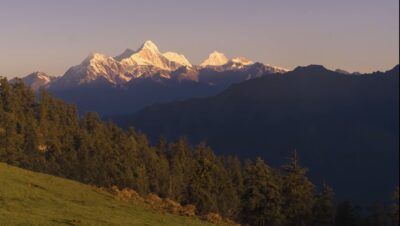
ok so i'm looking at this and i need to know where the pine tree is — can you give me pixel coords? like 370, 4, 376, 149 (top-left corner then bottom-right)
134, 163, 150, 195
186, 143, 218, 214
312, 184, 335, 226
281, 151, 315, 226
224, 155, 243, 219
241, 158, 284, 226
141, 145, 170, 197
225, 155, 243, 194
167, 137, 194, 202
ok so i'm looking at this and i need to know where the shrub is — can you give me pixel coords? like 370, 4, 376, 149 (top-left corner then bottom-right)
120, 188, 144, 202
145, 193, 163, 206
205, 212, 223, 224
181, 204, 196, 216
162, 198, 183, 214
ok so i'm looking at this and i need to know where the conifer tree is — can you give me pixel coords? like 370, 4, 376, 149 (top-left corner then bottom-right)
225, 155, 243, 195
186, 143, 219, 214
167, 137, 194, 202
281, 151, 315, 226
312, 184, 335, 226
241, 158, 284, 226
223, 155, 243, 219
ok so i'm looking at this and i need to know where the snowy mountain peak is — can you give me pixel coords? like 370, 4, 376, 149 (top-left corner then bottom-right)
163, 52, 192, 67
84, 53, 109, 64
264, 64, 289, 73
30, 71, 49, 78
26, 71, 51, 81
58, 53, 128, 86
18, 71, 52, 91
231, 57, 253, 65
200, 51, 229, 67
37, 41, 290, 88
137, 40, 160, 53
118, 40, 182, 71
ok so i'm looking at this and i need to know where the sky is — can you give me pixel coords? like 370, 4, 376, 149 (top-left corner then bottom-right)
0, 0, 398, 78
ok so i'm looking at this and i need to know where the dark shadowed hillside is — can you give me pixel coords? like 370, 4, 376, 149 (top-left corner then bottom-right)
48, 63, 280, 116
113, 65, 400, 204
49, 79, 220, 116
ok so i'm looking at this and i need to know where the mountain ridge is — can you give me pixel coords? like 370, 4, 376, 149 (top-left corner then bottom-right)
16, 40, 288, 90
12, 40, 290, 115
112, 64, 399, 204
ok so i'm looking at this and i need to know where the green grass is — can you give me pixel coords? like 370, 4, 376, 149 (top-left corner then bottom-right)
0, 163, 213, 226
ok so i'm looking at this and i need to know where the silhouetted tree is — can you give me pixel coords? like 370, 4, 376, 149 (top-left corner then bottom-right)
281, 151, 315, 226
312, 183, 335, 226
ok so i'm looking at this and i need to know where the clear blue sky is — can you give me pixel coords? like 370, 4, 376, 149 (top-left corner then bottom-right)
0, 0, 398, 78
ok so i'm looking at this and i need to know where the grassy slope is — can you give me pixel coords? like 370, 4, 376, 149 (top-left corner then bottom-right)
0, 163, 212, 226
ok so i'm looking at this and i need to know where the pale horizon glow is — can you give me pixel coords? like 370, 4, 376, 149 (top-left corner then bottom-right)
0, 0, 398, 78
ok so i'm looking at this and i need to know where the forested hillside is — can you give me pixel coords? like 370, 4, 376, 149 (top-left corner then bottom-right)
0, 78, 398, 225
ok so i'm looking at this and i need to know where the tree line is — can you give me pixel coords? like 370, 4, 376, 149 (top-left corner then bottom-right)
0, 78, 398, 226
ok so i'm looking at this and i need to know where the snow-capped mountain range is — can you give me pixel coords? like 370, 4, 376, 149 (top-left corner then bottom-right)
17, 40, 288, 90
12, 40, 291, 115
